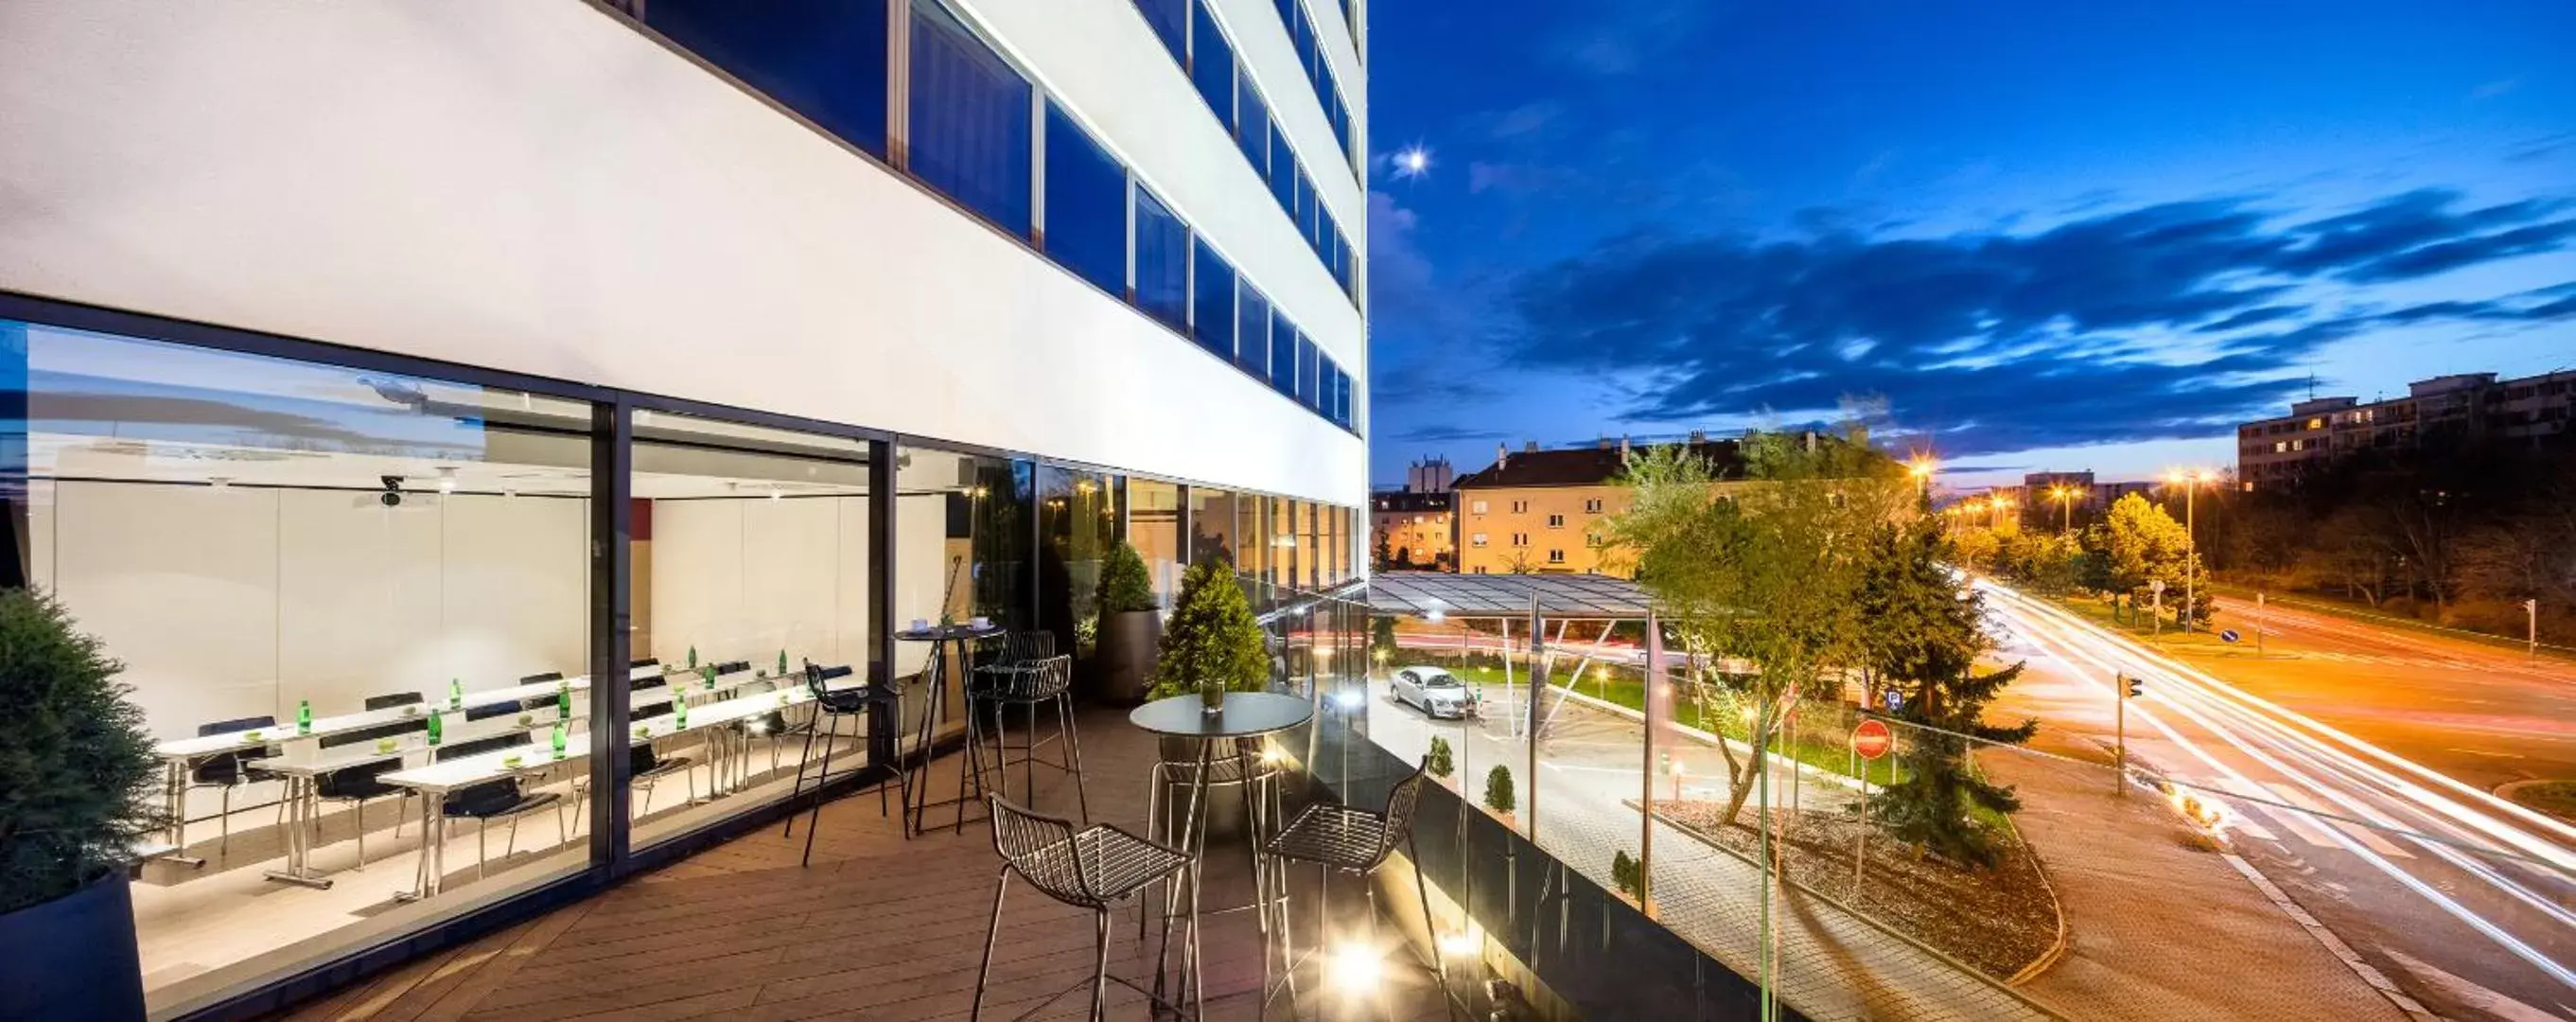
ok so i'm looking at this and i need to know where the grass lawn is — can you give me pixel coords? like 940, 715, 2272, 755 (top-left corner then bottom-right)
2046, 591, 2235, 655
2505, 780, 2576, 823
1419, 661, 1904, 785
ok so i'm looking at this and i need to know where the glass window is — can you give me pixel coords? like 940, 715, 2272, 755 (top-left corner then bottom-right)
909, 0, 1032, 237
1299, 333, 1320, 409
1042, 101, 1127, 296
1190, 236, 1235, 359
1269, 315, 1297, 396
1235, 285, 1271, 378
628, 410, 875, 848
1317, 352, 1337, 415
1132, 185, 1189, 330
1189, 486, 1236, 570
645, 0, 890, 158
1136, 0, 1185, 63
13, 319, 594, 1005
1236, 73, 1270, 170
1129, 479, 1183, 608
893, 447, 1029, 740
1189, 2, 1234, 127
1269, 125, 1296, 211
1292, 163, 1312, 230
1037, 466, 1116, 665
1292, 5, 1318, 89
1270, 496, 1298, 589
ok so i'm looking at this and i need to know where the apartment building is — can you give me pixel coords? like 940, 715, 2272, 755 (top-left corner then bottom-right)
1453, 436, 1746, 576
2236, 369, 2576, 489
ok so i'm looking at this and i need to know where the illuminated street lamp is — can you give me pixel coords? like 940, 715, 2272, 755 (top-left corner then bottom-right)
2164, 469, 2214, 632
1906, 455, 1937, 503
1989, 494, 2016, 530
2047, 485, 2079, 536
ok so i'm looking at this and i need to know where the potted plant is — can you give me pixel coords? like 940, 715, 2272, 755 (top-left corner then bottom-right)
1149, 558, 1269, 714
1095, 539, 1162, 705
0, 590, 158, 1020
1482, 765, 1517, 830
1427, 735, 1457, 790
1610, 849, 1643, 907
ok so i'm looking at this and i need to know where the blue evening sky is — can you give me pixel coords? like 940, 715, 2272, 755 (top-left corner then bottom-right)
1362, 0, 2576, 489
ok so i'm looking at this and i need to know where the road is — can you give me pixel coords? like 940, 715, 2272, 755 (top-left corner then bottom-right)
1981, 583, 2576, 1022
2206, 593, 2576, 791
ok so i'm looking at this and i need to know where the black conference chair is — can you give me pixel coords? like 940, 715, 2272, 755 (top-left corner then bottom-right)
1256, 757, 1446, 1017
364, 692, 425, 712
313, 712, 429, 859
785, 661, 909, 865
973, 795, 1195, 1022
435, 733, 565, 879
570, 742, 697, 833
518, 671, 565, 685
188, 715, 286, 856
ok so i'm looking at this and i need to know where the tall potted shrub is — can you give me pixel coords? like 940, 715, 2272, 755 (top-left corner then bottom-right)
0, 590, 159, 1020
1095, 539, 1162, 704
1148, 559, 1270, 835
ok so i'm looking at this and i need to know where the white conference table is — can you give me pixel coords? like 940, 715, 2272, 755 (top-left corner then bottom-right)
242, 665, 784, 888
382, 682, 827, 901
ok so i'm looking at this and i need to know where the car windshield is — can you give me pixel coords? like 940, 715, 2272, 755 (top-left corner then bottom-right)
1420, 672, 1463, 690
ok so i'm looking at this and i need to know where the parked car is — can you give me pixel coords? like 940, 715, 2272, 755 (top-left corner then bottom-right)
1391, 665, 1472, 719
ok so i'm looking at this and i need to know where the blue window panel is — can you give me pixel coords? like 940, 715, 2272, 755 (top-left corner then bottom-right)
1318, 354, 1336, 418
1302, 170, 1323, 251
1292, 164, 1312, 231
1269, 311, 1296, 396
1132, 185, 1189, 330
1298, 334, 1320, 409
1235, 72, 1270, 169
1334, 227, 1355, 293
1269, 124, 1294, 212
1190, 236, 1235, 358
1189, 3, 1234, 128
1292, 6, 1318, 91
910, 0, 1031, 237
1136, 0, 1186, 64
1318, 208, 1339, 274
1236, 285, 1270, 376
647, 0, 889, 158
1327, 77, 1352, 157
1334, 367, 1352, 428
1275, 0, 1296, 32
1042, 102, 1126, 296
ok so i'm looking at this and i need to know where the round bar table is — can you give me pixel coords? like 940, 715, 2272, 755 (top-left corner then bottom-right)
1129, 690, 1314, 1014
894, 622, 1006, 835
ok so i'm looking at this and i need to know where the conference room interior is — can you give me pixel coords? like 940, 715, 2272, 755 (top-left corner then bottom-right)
9, 315, 1358, 1012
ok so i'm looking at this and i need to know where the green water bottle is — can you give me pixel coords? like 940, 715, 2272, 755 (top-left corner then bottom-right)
426, 708, 444, 747
673, 694, 688, 729
557, 684, 572, 721
297, 699, 312, 734
778, 649, 788, 677
687, 644, 698, 670
551, 721, 568, 759
448, 678, 463, 710
703, 665, 717, 692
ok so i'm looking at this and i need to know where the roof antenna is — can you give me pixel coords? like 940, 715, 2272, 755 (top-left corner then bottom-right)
2306, 372, 2317, 401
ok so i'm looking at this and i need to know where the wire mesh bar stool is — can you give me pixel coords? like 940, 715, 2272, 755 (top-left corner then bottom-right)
966, 652, 1090, 821
1256, 757, 1451, 1019
1138, 736, 1284, 945
974, 794, 1199, 1021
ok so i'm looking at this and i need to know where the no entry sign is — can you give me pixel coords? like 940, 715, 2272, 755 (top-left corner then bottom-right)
1852, 718, 1894, 761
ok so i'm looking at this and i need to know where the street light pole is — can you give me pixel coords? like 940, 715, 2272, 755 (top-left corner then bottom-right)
2529, 599, 2542, 664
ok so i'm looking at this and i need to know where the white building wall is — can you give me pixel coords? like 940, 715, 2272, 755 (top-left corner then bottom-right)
0, 0, 1367, 505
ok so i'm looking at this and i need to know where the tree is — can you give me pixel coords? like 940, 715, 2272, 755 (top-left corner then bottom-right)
1, 590, 165, 913
2094, 492, 2204, 621
1594, 430, 1910, 826
1148, 559, 1270, 699
1483, 765, 1516, 815
1863, 541, 2040, 869
1096, 538, 1156, 613
1611, 849, 1642, 899
1427, 735, 1455, 779
1374, 531, 1393, 571
1371, 614, 1398, 663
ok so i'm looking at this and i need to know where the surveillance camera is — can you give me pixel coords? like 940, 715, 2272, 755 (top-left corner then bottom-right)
380, 491, 403, 507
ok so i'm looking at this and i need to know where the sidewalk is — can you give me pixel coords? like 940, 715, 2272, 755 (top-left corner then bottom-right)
1989, 668, 2409, 1021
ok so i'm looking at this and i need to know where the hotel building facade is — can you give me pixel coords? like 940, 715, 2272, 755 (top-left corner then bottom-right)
0, 0, 1367, 1014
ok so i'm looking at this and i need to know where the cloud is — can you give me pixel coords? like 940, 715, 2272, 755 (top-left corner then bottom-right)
2470, 76, 2524, 101
1503, 187, 2576, 456
1484, 101, 1567, 140
1392, 423, 1511, 444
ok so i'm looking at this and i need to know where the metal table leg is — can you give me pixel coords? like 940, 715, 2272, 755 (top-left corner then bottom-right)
396, 791, 444, 902
263, 774, 332, 890
163, 757, 205, 868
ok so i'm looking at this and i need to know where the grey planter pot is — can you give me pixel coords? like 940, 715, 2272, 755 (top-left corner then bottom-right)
1096, 609, 1162, 706
0, 871, 147, 1021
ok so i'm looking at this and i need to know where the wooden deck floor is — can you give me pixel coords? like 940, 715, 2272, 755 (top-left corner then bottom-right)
272, 710, 1455, 1022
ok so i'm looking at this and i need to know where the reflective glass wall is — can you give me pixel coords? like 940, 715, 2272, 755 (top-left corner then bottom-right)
1130, 479, 1183, 608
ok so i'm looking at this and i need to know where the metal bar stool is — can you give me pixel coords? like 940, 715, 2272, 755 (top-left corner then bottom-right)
965, 631, 1052, 797
974, 794, 1196, 1022
784, 661, 909, 865
1257, 756, 1449, 1019
1137, 735, 1284, 944
967, 653, 1089, 822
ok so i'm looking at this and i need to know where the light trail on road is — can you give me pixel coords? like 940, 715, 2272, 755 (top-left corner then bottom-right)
1981, 580, 2576, 1015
